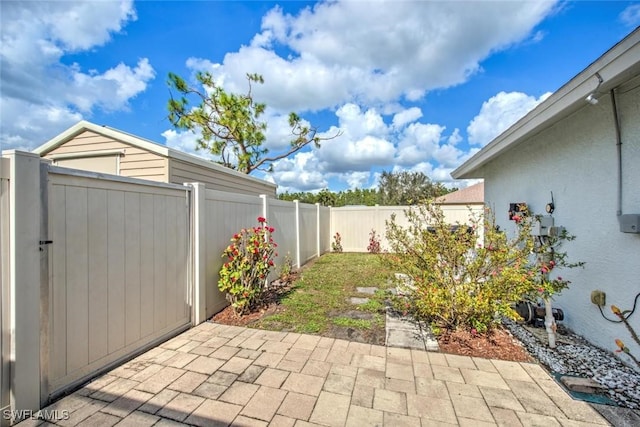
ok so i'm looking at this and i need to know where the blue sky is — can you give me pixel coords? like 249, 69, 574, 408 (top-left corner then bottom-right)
1, 1, 639, 192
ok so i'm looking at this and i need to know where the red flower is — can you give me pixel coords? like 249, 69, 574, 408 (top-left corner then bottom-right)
257, 217, 266, 223
268, 226, 275, 233
268, 260, 274, 266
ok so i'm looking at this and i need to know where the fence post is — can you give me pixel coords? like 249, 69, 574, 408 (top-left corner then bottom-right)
294, 200, 301, 268
5, 150, 41, 414
316, 203, 321, 258
0, 157, 10, 426
189, 183, 207, 325
260, 195, 268, 222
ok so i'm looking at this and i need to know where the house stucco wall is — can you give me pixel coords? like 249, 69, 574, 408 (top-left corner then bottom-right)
480, 80, 640, 359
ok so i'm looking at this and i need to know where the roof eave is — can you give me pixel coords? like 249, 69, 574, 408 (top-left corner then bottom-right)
33, 121, 277, 190
452, 28, 640, 180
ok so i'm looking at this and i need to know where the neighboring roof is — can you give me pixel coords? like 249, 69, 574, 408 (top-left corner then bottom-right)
33, 120, 277, 189
435, 181, 484, 204
453, 27, 640, 179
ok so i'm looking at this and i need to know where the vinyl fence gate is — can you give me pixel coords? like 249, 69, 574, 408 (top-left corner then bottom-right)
42, 165, 192, 401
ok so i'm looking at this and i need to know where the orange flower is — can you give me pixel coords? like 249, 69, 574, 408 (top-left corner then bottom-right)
611, 305, 622, 316
615, 338, 625, 352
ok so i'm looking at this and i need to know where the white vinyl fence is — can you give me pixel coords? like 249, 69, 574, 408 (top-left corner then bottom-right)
0, 151, 332, 420
46, 168, 191, 399
192, 187, 331, 320
0, 150, 482, 420
330, 204, 484, 252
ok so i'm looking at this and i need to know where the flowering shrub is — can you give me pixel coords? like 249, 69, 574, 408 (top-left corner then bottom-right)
384, 203, 582, 333
367, 229, 381, 254
332, 232, 343, 253
218, 217, 277, 316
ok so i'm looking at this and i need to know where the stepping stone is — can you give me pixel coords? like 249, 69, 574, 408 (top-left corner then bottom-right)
356, 287, 378, 295
349, 297, 370, 305
385, 310, 439, 351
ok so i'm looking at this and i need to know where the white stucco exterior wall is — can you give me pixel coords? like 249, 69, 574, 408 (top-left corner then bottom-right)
479, 80, 640, 361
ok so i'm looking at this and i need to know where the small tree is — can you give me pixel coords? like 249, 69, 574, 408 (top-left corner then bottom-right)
167, 72, 338, 174
378, 171, 453, 205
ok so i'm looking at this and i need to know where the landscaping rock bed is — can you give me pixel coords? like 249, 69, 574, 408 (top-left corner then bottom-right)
504, 318, 640, 409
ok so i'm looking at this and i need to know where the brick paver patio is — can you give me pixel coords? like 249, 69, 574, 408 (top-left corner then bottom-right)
29, 322, 610, 426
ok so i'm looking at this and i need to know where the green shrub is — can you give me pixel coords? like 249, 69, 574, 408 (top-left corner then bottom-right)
219, 217, 277, 316
385, 203, 582, 333
385, 203, 536, 333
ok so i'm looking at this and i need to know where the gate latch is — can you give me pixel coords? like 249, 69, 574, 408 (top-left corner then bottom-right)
39, 240, 53, 251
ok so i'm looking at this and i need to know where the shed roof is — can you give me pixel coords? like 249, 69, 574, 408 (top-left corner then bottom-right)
34, 120, 277, 190
452, 27, 640, 179
435, 181, 484, 204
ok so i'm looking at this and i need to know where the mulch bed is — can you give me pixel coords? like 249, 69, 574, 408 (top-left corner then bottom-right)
436, 327, 534, 362
211, 277, 296, 327
213, 300, 533, 361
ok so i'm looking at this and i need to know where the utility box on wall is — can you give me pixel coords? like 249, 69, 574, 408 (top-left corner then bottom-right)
532, 215, 554, 236
619, 214, 640, 233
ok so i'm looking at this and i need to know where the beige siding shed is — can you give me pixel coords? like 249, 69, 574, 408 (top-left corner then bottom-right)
34, 121, 277, 196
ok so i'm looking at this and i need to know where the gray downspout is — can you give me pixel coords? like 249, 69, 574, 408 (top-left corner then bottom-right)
611, 89, 623, 217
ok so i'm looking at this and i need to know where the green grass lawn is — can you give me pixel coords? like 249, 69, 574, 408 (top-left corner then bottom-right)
253, 252, 394, 335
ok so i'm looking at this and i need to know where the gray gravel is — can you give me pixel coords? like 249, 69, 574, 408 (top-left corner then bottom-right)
504, 319, 640, 409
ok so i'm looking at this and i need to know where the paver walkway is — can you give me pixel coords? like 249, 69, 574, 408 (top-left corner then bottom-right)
29, 322, 610, 426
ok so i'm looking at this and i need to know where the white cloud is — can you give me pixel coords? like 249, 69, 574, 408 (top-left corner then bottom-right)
467, 91, 551, 146
162, 129, 206, 158
395, 123, 445, 165
0, 98, 83, 151
620, 5, 640, 27
392, 107, 423, 129
334, 104, 388, 140
0, 1, 154, 150
343, 171, 371, 190
270, 151, 328, 192
263, 110, 313, 152
315, 105, 396, 173
318, 133, 396, 173
175, 1, 558, 191
188, 0, 556, 113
